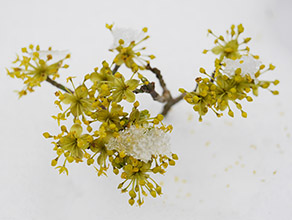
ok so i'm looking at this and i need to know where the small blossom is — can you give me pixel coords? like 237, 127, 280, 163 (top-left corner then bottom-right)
108, 25, 154, 71
58, 124, 91, 159
106, 125, 171, 162
60, 85, 93, 117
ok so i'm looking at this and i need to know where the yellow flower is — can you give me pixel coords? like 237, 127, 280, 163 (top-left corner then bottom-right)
61, 85, 93, 117
112, 78, 139, 103
58, 124, 90, 159
7, 45, 70, 97
108, 25, 155, 71
205, 24, 250, 61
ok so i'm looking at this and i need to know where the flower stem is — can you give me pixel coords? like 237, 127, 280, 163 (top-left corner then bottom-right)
46, 77, 73, 93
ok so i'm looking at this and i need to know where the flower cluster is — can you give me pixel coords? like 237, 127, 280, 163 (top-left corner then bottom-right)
41, 26, 176, 206
180, 24, 279, 121
7, 45, 70, 97
7, 24, 278, 206
107, 24, 155, 71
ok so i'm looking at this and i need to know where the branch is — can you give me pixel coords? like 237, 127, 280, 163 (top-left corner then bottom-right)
112, 64, 120, 75
134, 82, 167, 103
46, 77, 73, 93
146, 63, 172, 99
161, 94, 185, 116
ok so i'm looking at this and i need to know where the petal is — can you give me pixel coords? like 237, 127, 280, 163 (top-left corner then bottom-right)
75, 85, 88, 98
111, 91, 123, 103
124, 89, 136, 103
211, 46, 223, 55
70, 124, 83, 137
126, 79, 139, 91
62, 93, 75, 104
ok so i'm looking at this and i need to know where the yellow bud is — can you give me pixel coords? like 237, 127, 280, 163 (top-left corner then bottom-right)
61, 125, 67, 132
129, 190, 136, 198
150, 190, 157, 198
43, 132, 51, 138
87, 158, 94, 165
228, 110, 234, 117
113, 168, 119, 175
105, 23, 113, 30
87, 126, 92, 133
142, 27, 148, 33
153, 119, 159, 124
67, 156, 74, 163
172, 154, 178, 160
157, 114, 164, 121
156, 186, 162, 195
109, 124, 116, 130
272, 90, 279, 95
230, 88, 237, 93
21, 47, 28, 53
269, 64, 276, 70
51, 159, 58, 166
118, 39, 124, 45
64, 151, 70, 157
128, 198, 135, 206
149, 55, 155, 59
47, 54, 53, 60
259, 64, 265, 70
133, 101, 139, 108
241, 111, 247, 118
243, 37, 251, 43
237, 24, 244, 34
273, 80, 279, 85
235, 68, 242, 75
139, 180, 146, 186
199, 67, 206, 73
246, 96, 253, 102
169, 160, 175, 166
57, 148, 64, 156
119, 151, 126, 158
202, 49, 208, 54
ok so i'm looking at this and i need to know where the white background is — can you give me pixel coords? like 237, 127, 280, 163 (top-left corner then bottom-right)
0, 0, 292, 219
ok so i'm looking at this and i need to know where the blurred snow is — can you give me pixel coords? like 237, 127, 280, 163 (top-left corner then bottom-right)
0, 0, 291, 220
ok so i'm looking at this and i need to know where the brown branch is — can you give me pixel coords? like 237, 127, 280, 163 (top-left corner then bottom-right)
112, 64, 120, 75
146, 63, 172, 100
161, 93, 185, 116
46, 77, 73, 93
134, 82, 167, 103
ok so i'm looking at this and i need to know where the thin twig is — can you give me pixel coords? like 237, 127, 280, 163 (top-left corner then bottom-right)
134, 82, 167, 103
146, 63, 172, 100
46, 77, 73, 93
161, 94, 185, 116
112, 64, 120, 75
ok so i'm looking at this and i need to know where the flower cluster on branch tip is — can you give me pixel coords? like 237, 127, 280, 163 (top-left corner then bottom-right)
180, 24, 279, 121
7, 23, 278, 206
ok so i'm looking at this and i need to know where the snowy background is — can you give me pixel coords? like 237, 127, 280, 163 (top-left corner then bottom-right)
0, 0, 292, 219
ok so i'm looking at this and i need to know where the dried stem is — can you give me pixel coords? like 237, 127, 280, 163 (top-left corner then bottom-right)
161, 94, 185, 116
145, 64, 171, 99
46, 77, 73, 93
112, 64, 120, 75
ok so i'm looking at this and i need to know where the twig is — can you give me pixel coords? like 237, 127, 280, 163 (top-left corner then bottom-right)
146, 64, 172, 100
112, 64, 120, 75
134, 82, 168, 103
161, 94, 185, 116
46, 77, 73, 93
